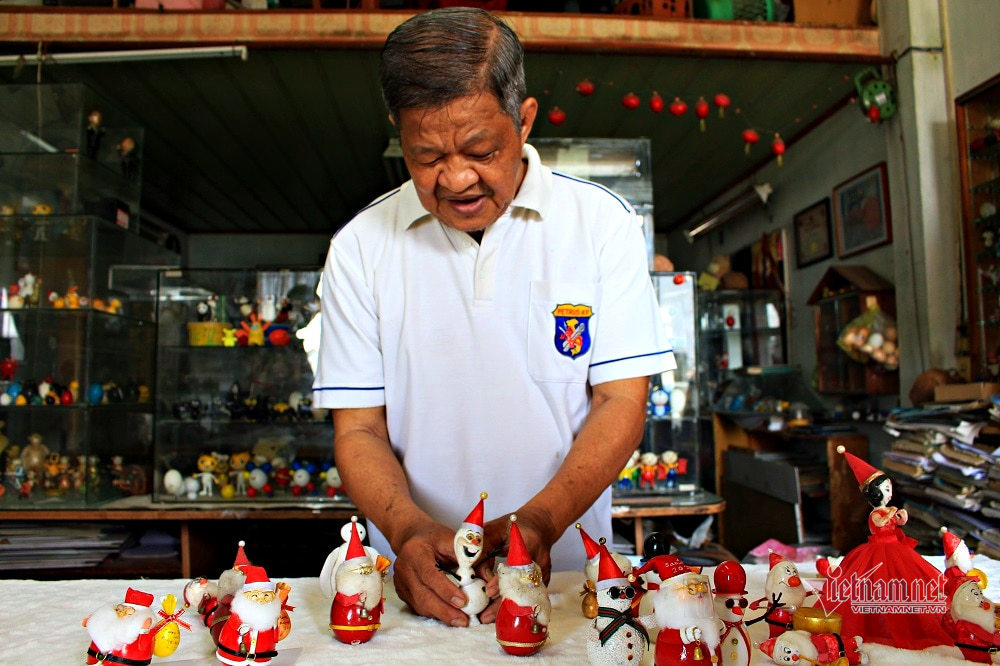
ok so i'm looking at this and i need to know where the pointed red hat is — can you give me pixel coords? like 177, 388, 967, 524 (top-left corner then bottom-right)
768, 551, 786, 570
713, 560, 748, 595
241, 564, 275, 592
759, 637, 776, 657
232, 539, 250, 570
576, 522, 602, 560
595, 545, 627, 590
345, 517, 368, 562
836, 445, 882, 488
943, 570, 977, 604
941, 527, 963, 559
506, 515, 533, 568
124, 587, 154, 608
461, 491, 488, 534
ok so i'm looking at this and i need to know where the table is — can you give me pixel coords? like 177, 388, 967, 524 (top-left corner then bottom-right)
3, 557, 992, 664
612, 491, 726, 556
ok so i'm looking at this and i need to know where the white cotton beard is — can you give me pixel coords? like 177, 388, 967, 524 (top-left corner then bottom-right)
774, 630, 819, 662
654, 581, 721, 651
86, 605, 153, 654
335, 560, 382, 611
497, 563, 552, 626
230, 592, 281, 631
218, 568, 246, 600
954, 597, 996, 633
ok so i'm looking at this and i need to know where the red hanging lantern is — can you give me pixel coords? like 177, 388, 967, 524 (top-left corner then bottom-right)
741, 128, 760, 156
622, 92, 641, 110
695, 96, 710, 132
547, 106, 566, 126
649, 91, 664, 113
714, 92, 731, 118
669, 97, 688, 117
575, 78, 595, 96
771, 132, 786, 167
673, 274, 685, 285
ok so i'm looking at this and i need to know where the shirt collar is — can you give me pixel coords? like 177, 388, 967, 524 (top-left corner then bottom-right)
398, 143, 551, 231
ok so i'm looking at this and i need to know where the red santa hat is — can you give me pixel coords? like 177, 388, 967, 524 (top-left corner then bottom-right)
123, 587, 154, 609
768, 551, 788, 570
941, 527, 963, 559
943, 570, 977, 604
344, 517, 368, 562
232, 539, 250, 570
241, 565, 275, 592
595, 545, 627, 591
460, 491, 488, 535
713, 560, 748, 596
836, 445, 882, 488
576, 522, 602, 561
632, 554, 691, 582
759, 637, 777, 658
506, 515, 533, 568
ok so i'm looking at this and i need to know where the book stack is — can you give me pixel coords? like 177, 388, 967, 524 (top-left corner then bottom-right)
881, 400, 998, 554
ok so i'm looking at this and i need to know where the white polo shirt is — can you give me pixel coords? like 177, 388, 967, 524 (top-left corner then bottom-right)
314, 143, 674, 571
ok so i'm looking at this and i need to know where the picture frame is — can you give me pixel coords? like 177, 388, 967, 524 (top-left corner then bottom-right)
793, 198, 832, 268
833, 162, 892, 258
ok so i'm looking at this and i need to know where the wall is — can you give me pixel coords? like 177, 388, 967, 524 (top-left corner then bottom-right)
665, 103, 891, 409
186, 233, 332, 269
942, 0, 1000, 98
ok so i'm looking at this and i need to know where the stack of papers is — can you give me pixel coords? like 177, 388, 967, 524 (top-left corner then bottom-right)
0, 523, 130, 570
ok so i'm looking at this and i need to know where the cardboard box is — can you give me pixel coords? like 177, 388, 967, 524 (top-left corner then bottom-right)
134, 0, 225, 9
794, 0, 872, 26
934, 382, 1000, 403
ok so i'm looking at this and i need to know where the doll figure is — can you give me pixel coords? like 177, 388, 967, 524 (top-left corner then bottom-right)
83, 587, 156, 665
616, 450, 641, 492
749, 553, 816, 639
195, 453, 218, 497
941, 572, 1000, 663
85, 109, 105, 159
638, 451, 659, 490
815, 447, 953, 650
495, 515, 551, 656
229, 451, 250, 496
586, 545, 654, 665
449, 492, 490, 624
658, 450, 686, 491
324, 518, 386, 644
323, 466, 344, 498
759, 629, 866, 665
212, 565, 286, 665
713, 561, 752, 666
20, 432, 48, 478
578, 523, 634, 619
319, 516, 389, 595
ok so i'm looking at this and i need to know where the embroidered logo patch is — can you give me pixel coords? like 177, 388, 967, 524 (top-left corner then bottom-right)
552, 303, 593, 359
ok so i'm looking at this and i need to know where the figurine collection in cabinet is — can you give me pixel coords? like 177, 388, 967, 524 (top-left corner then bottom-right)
154, 268, 344, 505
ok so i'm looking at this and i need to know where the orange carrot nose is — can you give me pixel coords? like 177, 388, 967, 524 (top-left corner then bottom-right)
983, 601, 992, 610
788, 576, 801, 587
733, 606, 744, 616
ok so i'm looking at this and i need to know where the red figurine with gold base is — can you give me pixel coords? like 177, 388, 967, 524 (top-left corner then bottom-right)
495, 514, 551, 656
328, 518, 385, 644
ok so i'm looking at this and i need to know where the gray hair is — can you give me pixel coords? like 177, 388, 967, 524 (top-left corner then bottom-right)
379, 8, 526, 128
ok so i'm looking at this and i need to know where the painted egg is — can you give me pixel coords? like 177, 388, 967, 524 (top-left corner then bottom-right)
153, 621, 181, 657
162, 469, 184, 495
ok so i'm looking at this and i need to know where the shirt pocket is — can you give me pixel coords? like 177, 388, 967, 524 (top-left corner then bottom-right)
527, 280, 600, 383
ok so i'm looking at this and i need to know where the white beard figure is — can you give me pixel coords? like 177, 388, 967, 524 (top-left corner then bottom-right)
218, 567, 247, 601
319, 516, 384, 598
654, 572, 723, 655
85, 604, 154, 655
497, 561, 552, 627
948, 541, 974, 573
230, 590, 282, 632
762, 629, 867, 666
951, 580, 997, 634
183, 577, 218, 609
334, 554, 383, 613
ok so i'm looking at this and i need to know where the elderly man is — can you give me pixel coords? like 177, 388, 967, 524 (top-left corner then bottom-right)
313, 7, 673, 628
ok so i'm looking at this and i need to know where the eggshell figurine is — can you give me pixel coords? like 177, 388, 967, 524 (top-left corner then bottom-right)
867, 332, 884, 349
162, 469, 184, 496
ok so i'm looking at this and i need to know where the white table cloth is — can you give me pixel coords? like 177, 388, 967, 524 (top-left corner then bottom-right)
2, 556, 993, 664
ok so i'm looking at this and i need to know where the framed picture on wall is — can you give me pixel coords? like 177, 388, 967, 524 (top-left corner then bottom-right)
793, 198, 832, 268
833, 162, 892, 258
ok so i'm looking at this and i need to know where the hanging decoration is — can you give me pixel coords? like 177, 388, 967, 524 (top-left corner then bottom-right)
649, 91, 664, 113
771, 132, 786, 167
547, 106, 567, 126
575, 78, 595, 97
714, 93, 731, 117
621, 92, 641, 110
742, 128, 760, 155
668, 97, 688, 117
695, 96, 710, 132
853, 66, 897, 124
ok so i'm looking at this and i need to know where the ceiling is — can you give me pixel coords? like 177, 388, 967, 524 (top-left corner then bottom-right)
0, 41, 878, 239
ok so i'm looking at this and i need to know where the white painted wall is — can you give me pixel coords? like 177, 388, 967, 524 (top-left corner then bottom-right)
942, 0, 1000, 98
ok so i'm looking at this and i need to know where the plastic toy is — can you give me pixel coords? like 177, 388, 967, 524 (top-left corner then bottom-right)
658, 450, 687, 491
83, 587, 183, 664
759, 629, 866, 665
323, 517, 387, 644
212, 565, 287, 664
750, 552, 816, 639
586, 545, 653, 665
638, 451, 659, 490
616, 450, 641, 491
449, 491, 490, 623
495, 515, 551, 656
195, 453, 218, 497
713, 561, 752, 666
941, 572, 1000, 662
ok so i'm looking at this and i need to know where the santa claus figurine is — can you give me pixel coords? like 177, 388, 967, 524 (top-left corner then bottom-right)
759, 629, 867, 665
942, 526, 988, 589
495, 514, 551, 656
213, 564, 285, 665
449, 491, 491, 624
319, 515, 391, 598
83, 587, 157, 665
586, 544, 654, 665
749, 552, 815, 638
941, 572, 1000, 663
631, 554, 721, 665
327, 517, 386, 644
578, 522, 633, 619
199, 540, 251, 628
713, 561, 752, 666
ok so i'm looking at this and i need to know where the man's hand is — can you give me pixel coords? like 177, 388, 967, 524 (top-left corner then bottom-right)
391, 518, 471, 627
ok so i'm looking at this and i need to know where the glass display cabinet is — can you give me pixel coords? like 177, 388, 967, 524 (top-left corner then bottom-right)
0, 216, 178, 507
153, 268, 342, 504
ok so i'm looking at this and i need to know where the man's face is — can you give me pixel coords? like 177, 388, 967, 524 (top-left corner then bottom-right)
396, 93, 537, 233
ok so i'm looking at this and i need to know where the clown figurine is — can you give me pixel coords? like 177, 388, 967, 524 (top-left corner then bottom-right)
578, 523, 633, 619
495, 514, 551, 656
586, 545, 654, 665
448, 491, 490, 624
941, 572, 1000, 663
631, 554, 721, 665
749, 552, 816, 639
213, 565, 285, 665
713, 561, 752, 666
759, 629, 866, 665
327, 518, 386, 644
83, 587, 156, 665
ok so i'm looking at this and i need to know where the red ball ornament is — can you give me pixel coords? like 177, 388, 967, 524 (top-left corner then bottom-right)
649, 91, 664, 113
291, 485, 302, 496
274, 467, 291, 487
325, 485, 337, 497
575, 78, 595, 96
714, 92, 731, 117
262, 483, 273, 496
669, 97, 688, 117
306, 481, 316, 493
267, 328, 291, 346
742, 128, 760, 155
547, 106, 566, 126
60, 390, 73, 405
622, 92, 641, 110
247, 487, 258, 498
771, 132, 786, 167
867, 105, 881, 123
726, 315, 736, 328
673, 274, 685, 285
695, 96, 710, 132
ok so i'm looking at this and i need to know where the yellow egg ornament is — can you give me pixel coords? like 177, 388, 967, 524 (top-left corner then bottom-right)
220, 483, 236, 499
152, 594, 184, 657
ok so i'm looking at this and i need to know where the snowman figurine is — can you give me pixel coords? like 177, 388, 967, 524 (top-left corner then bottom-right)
749, 552, 816, 638
448, 491, 491, 624
759, 629, 866, 665
713, 561, 752, 666
578, 523, 633, 619
586, 545, 654, 665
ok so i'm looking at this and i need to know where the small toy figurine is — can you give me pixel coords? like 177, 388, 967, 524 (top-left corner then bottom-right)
195, 453, 218, 497
940, 572, 1000, 662
941, 526, 988, 588
630, 555, 721, 665
18, 272, 39, 306
229, 451, 251, 495
616, 450, 641, 492
20, 432, 49, 478
0, 356, 17, 381
448, 491, 490, 624
815, 447, 953, 650
212, 565, 286, 665
184, 577, 219, 613
495, 514, 551, 656
323, 466, 345, 498
749, 552, 816, 639
85, 109, 105, 159
241, 313, 269, 346
586, 545, 654, 665
198, 541, 252, 628
713, 561, 752, 666
658, 450, 686, 491
650, 384, 669, 417
83, 587, 159, 665
638, 451, 659, 490
118, 136, 139, 181
759, 629, 866, 665
324, 518, 386, 644
578, 523, 633, 619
